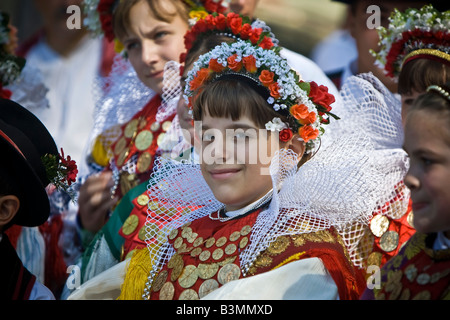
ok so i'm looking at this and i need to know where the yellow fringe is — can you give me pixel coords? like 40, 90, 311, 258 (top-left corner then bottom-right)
91, 136, 110, 167
117, 248, 154, 300
271, 251, 306, 271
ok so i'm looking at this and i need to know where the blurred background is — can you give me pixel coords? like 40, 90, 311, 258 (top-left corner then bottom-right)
0, 0, 349, 58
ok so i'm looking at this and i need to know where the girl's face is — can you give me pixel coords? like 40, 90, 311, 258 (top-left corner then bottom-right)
403, 109, 450, 237
122, 0, 188, 94
198, 111, 282, 212
401, 89, 422, 126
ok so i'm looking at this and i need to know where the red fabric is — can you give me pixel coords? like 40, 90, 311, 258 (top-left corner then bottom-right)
5, 225, 22, 248
38, 214, 67, 295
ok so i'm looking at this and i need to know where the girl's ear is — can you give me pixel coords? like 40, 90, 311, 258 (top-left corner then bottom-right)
0, 195, 20, 228
284, 133, 306, 160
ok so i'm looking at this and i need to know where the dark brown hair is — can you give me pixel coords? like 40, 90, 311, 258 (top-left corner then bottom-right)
398, 58, 450, 95
112, 0, 190, 41
192, 79, 285, 129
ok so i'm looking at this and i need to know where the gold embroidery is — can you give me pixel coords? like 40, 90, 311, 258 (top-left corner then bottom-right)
254, 254, 272, 268
291, 234, 306, 247
266, 236, 290, 255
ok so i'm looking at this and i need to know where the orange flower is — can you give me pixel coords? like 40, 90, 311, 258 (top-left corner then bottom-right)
299, 125, 319, 143
290, 104, 309, 120
242, 55, 257, 73
268, 82, 281, 99
259, 70, 275, 86
299, 111, 317, 125
190, 68, 210, 91
227, 54, 242, 72
209, 58, 225, 72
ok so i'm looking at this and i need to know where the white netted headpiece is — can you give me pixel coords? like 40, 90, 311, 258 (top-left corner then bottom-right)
332, 73, 410, 267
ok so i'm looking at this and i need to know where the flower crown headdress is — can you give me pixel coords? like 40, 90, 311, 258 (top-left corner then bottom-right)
185, 39, 338, 152
372, 4, 450, 79
181, 12, 277, 63
83, 0, 231, 52
0, 12, 25, 97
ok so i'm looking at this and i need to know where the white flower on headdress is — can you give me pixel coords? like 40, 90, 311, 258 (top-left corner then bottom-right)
265, 117, 287, 132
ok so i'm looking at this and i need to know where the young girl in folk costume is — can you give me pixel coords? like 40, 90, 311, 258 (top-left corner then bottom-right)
361, 83, 450, 300
129, 38, 396, 301
335, 5, 450, 276
68, 0, 232, 291
116, 13, 279, 300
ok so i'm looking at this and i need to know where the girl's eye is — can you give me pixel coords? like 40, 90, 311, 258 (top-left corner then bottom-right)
125, 41, 139, 51
155, 31, 169, 40
421, 157, 433, 166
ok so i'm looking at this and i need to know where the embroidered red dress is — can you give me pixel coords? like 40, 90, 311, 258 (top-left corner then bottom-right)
147, 208, 364, 300
361, 232, 450, 300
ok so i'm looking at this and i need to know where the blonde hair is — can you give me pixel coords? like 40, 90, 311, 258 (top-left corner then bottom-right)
112, 0, 190, 41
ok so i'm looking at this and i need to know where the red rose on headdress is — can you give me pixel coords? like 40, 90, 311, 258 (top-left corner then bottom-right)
190, 68, 211, 91
269, 82, 281, 99
308, 81, 335, 111
214, 14, 227, 31
240, 24, 252, 40
227, 13, 243, 35
299, 125, 319, 143
227, 54, 243, 72
209, 58, 225, 72
243, 55, 257, 73
259, 70, 275, 86
279, 128, 293, 142
259, 36, 274, 50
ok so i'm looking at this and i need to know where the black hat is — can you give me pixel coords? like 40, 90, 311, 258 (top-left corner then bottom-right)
0, 99, 58, 227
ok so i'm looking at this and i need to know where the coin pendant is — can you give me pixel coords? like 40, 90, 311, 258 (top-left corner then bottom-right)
205, 237, 215, 248
370, 214, 390, 237
199, 279, 219, 298
152, 270, 168, 292
178, 265, 198, 288
159, 282, 174, 300
162, 121, 172, 132
240, 225, 252, 236
380, 230, 399, 252
124, 119, 139, 138
150, 122, 160, 132
199, 250, 211, 262
122, 215, 139, 235
137, 152, 152, 173
179, 289, 199, 300
225, 243, 237, 255
197, 263, 219, 280
168, 228, 178, 240
114, 136, 127, 155
239, 237, 249, 249
137, 194, 149, 206
135, 130, 153, 151
229, 231, 241, 242
217, 263, 241, 285
216, 236, 227, 247
212, 248, 224, 260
